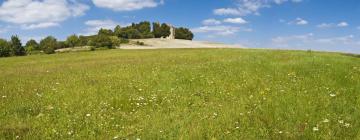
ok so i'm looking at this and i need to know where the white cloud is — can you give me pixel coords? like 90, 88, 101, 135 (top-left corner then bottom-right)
0, 0, 89, 30
22, 22, 60, 30
288, 18, 308, 25
272, 33, 314, 44
82, 19, 129, 35
202, 19, 222, 25
272, 33, 360, 49
223, 18, 248, 24
214, 0, 302, 16
192, 25, 252, 36
317, 21, 349, 28
214, 8, 243, 16
315, 35, 354, 44
92, 0, 163, 11
337, 22, 349, 27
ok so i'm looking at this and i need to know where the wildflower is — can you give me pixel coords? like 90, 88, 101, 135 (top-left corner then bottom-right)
278, 131, 283, 134
86, 114, 91, 117
338, 120, 344, 124
329, 94, 336, 97
113, 136, 119, 139
2, 95, 6, 98
235, 126, 240, 129
322, 119, 329, 123
313, 126, 319, 131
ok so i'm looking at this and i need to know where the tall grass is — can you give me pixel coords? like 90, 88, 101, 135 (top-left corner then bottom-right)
1, 49, 360, 139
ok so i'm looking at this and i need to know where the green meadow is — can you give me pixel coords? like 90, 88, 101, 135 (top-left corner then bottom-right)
1, 49, 360, 139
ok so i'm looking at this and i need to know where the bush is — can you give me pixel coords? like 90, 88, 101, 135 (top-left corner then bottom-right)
66, 34, 79, 48
40, 36, 57, 54
0, 39, 11, 57
135, 41, 145, 46
90, 35, 113, 49
110, 36, 121, 47
175, 27, 194, 40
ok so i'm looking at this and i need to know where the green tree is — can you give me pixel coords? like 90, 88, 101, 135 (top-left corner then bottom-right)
25, 39, 39, 54
10, 35, 26, 56
0, 39, 11, 57
153, 22, 162, 38
109, 36, 121, 47
90, 35, 113, 49
78, 36, 89, 46
175, 27, 194, 40
40, 36, 57, 54
98, 28, 113, 36
160, 23, 171, 38
114, 25, 122, 36
66, 34, 79, 48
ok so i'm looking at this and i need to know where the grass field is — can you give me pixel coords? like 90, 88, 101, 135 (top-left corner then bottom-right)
1, 49, 360, 139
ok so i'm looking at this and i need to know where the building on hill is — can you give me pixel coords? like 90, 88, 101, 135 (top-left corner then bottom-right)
166, 24, 176, 40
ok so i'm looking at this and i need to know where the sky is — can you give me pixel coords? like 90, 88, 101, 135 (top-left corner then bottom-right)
0, 0, 360, 53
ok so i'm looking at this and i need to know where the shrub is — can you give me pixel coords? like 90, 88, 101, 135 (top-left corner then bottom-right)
0, 39, 11, 57
175, 27, 194, 40
91, 35, 113, 49
26, 39, 40, 50
66, 34, 79, 48
110, 36, 121, 47
40, 36, 57, 54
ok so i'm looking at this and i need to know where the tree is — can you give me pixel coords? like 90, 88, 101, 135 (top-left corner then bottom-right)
126, 29, 142, 39
90, 35, 113, 49
175, 27, 194, 40
57, 41, 69, 49
160, 23, 171, 38
66, 34, 79, 48
114, 25, 122, 36
40, 36, 57, 54
10, 35, 26, 56
78, 36, 89, 46
153, 22, 162, 38
98, 28, 113, 36
26, 39, 39, 50
109, 36, 121, 47
25, 39, 39, 54
0, 39, 11, 57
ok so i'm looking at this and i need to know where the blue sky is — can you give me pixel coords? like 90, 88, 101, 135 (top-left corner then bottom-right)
0, 0, 360, 53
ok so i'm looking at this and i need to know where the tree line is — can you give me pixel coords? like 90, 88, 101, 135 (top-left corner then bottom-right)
0, 21, 194, 57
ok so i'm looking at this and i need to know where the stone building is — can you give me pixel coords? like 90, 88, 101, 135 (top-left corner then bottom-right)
166, 24, 176, 40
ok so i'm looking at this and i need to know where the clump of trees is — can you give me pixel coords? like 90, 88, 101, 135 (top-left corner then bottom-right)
0, 21, 194, 57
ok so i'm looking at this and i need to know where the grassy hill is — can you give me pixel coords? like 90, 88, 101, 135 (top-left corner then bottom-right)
1, 49, 360, 139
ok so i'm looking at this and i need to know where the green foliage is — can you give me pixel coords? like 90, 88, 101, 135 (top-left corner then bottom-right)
109, 36, 121, 47
153, 23, 171, 38
160, 23, 171, 37
25, 39, 40, 51
0, 38, 11, 57
175, 27, 194, 40
57, 41, 69, 49
152, 22, 162, 38
40, 36, 57, 54
10, 35, 26, 56
78, 36, 89, 46
98, 28, 114, 36
66, 34, 79, 48
90, 35, 113, 49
